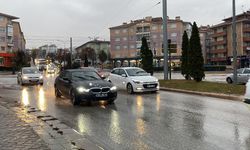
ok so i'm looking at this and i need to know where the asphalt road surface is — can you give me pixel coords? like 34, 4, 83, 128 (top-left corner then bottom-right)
1, 73, 250, 150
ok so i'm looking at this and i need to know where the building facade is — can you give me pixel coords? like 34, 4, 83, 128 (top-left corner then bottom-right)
207, 11, 250, 67
38, 44, 57, 58
199, 26, 211, 64
109, 16, 192, 67
76, 40, 110, 65
0, 12, 25, 68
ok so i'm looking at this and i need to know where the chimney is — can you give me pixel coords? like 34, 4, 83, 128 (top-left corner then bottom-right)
175, 16, 180, 20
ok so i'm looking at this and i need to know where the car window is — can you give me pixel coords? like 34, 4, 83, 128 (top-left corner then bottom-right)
243, 69, 250, 74
111, 69, 119, 75
119, 69, 126, 76
22, 68, 39, 74
125, 68, 149, 76
237, 69, 244, 74
72, 71, 101, 81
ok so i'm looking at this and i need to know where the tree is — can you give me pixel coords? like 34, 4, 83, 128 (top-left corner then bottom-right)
189, 22, 205, 82
98, 50, 107, 69
56, 49, 64, 64
80, 47, 96, 66
181, 31, 191, 80
31, 49, 37, 63
140, 37, 153, 75
13, 50, 29, 71
84, 54, 88, 67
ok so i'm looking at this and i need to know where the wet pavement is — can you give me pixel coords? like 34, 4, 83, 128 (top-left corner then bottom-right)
0, 73, 250, 150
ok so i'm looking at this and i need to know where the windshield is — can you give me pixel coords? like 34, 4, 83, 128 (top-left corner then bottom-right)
23, 68, 40, 74
126, 68, 149, 76
72, 71, 101, 81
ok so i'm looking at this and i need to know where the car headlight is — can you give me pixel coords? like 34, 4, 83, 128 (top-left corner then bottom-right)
23, 76, 28, 79
110, 86, 117, 92
77, 87, 89, 93
132, 80, 142, 84
39, 75, 43, 79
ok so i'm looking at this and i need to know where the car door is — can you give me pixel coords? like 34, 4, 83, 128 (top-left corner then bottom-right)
61, 71, 72, 97
237, 68, 244, 83
242, 68, 250, 83
117, 69, 127, 89
109, 69, 120, 87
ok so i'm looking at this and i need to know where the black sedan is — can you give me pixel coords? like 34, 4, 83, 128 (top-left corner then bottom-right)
54, 68, 117, 105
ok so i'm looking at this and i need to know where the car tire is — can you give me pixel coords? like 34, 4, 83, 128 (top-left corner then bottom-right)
71, 91, 79, 106
226, 77, 233, 84
55, 87, 61, 98
127, 83, 134, 94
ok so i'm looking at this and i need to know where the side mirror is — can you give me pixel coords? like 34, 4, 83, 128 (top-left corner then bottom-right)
121, 74, 127, 77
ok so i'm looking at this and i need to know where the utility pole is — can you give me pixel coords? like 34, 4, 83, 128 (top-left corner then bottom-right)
163, 0, 169, 80
70, 37, 73, 68
232, 0, 237, 84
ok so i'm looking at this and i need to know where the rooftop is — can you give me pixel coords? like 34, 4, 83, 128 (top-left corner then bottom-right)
0, 12, 19, 20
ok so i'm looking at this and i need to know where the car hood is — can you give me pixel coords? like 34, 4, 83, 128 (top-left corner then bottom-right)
73, 80, 113, 88
130, 76, 158, 82
23, 74, 42, 78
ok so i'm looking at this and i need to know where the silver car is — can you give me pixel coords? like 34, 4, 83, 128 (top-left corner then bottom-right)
17, 67, 44, 85
226, 68, 250, 84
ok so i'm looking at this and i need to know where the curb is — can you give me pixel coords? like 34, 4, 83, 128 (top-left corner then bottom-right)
160, 87, 243, 101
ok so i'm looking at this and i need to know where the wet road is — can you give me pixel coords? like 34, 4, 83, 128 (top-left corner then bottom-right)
2, 74, 250, 150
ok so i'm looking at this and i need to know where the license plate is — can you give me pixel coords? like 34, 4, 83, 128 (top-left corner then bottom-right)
147, 84, 155, 88
96, 93, 108, 98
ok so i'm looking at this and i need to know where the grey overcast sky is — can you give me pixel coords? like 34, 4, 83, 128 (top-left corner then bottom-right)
0, 0, 249, 48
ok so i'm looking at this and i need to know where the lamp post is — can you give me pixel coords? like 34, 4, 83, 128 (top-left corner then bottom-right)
232, 0, 237, 84
163, 0, 169, 80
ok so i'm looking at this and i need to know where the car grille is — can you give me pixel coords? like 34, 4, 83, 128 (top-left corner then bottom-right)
28, 77, 39, 79
102, 87, 110, 92
143, 83, 157, 89
90, 87, 110, 93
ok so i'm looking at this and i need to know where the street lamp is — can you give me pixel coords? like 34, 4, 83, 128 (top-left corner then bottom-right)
232, 0, 237, 84
162, 0, 169, 80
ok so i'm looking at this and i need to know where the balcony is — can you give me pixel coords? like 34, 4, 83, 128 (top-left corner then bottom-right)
209, 49, 227, 54
211, 32, 227, 37
210, 57, 227, 62
211, 40, 227, 46
243, 37, 250, 42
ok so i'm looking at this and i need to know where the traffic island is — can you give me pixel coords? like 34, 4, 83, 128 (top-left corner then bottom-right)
159, 80, 245, 101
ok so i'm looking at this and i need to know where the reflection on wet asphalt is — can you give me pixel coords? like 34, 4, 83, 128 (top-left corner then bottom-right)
16, 74, 250, 149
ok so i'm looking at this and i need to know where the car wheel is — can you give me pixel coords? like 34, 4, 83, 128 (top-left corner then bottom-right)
226, 77, 233, 84
71, 91, 79, 106
55, 87, 61, 98
127, 83, 134, 94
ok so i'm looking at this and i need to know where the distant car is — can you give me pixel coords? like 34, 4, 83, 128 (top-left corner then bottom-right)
17, 67, 43, 85
108, 67, 159, 94
47, 63, 57, 74
226, 68, 250, 84
54, 68, 117, 105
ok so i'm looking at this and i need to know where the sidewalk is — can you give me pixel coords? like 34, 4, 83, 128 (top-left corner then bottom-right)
0, 104, 50, 150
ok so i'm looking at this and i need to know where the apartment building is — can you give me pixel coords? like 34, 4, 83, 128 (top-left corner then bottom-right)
76, 40, 110, 65
38, 44, 57, 58
199, 26, 211, 64
207, 11, 250, 67
0, 12, 25, 68
109, 16, 192, 67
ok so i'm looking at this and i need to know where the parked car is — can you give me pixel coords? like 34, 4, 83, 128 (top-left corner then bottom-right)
54, 68, 117, 105
17, 67, 43, 85
108, 67, 159, 94
244, 78, 250, 103
226, 68, 250, 84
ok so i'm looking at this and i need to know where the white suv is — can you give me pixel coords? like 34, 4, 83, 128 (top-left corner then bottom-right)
108, 67, 159, 94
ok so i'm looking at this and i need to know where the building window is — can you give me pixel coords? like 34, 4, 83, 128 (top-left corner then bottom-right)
115, 45, 120, 50
123, 37, 127, 41
130, 45, 135, 49
123, 45, 128, 49
1, 46, 5, 51
169, 23, 177, 29
0, 37, 5, 42
115, 38, 120, 42
115, 30, 120, 34
0, 16, 3, 21
0, 57, 4, 65
0, 27, 5, 33
171, 33, 177, 37
217, 37, 224, 41
152, 25, 157, 30
152, 35, 157, 39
